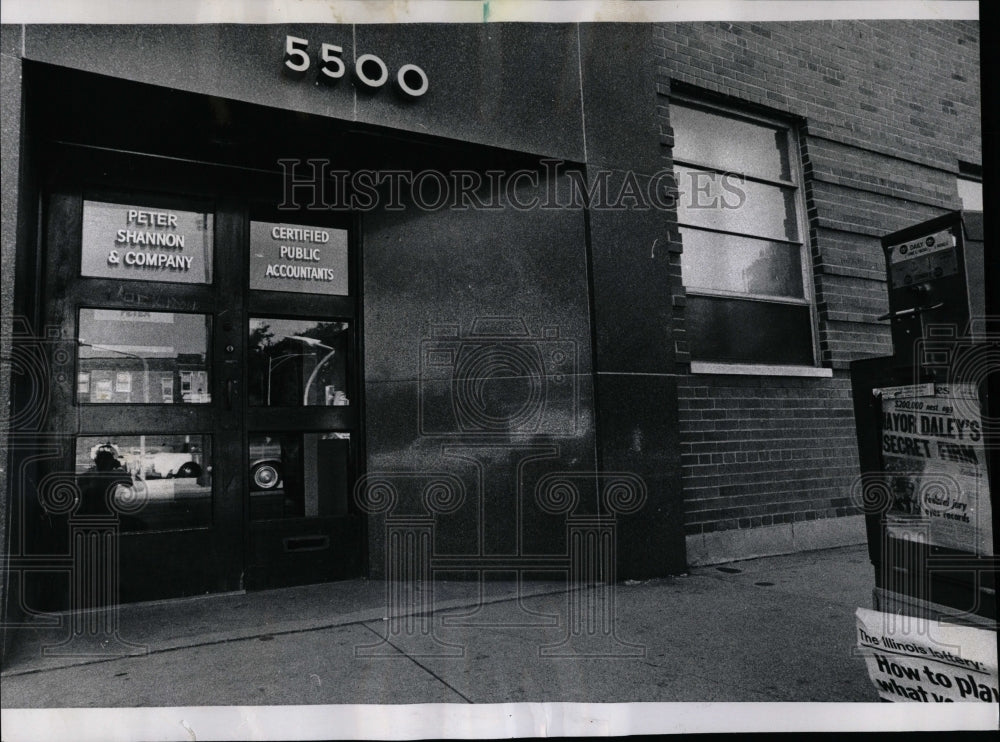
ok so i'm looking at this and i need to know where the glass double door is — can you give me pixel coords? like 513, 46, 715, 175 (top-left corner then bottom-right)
36, 146, 364, 604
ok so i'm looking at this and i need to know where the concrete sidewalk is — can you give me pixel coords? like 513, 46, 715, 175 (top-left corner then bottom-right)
0, 544, 879, 706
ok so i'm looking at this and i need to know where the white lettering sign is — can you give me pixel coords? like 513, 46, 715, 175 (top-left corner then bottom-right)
249, 221, 349, 296
82, 200, 213, 284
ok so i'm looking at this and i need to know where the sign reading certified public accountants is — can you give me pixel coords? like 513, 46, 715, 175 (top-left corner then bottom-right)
249, 222, 349, 295
81, 201, 214, 283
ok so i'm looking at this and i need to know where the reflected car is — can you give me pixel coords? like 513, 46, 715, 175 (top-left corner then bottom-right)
148, 453, 203, 478
121, 447, 204, 479
249, 438, 283, 491
250, 457, 283, 490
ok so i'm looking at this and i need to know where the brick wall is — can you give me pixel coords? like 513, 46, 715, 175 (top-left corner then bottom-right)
678, 374, 861, 537
654, 20, 979, 168
653, 20, 980, 540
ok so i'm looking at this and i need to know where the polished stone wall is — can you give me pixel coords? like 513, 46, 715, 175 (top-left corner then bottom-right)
2, 22, 687, 585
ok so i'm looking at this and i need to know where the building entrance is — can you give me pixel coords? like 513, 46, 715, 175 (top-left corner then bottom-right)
11, 59, 556, 609
20, 135, 365, 606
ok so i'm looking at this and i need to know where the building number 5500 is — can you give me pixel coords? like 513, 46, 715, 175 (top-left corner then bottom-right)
283, 35, 430, 98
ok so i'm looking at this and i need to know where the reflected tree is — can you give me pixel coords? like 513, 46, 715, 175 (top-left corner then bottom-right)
248, 319, 349, 406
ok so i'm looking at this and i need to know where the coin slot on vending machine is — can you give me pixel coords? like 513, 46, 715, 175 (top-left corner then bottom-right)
878, 211, 984, 369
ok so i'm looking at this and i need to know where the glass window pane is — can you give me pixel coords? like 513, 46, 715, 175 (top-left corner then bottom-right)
75, 434, 212, 532
680, 227, 805, 299
671, 104, 791, 182
248, 317, 350, 406
674, 166, 799, 242
249, 222, 349, 296
686, 295, 814, 365
78, 309, 211, 404
81, 200, 213, 284
249, 433, 351, 521
957, 177, 982, 210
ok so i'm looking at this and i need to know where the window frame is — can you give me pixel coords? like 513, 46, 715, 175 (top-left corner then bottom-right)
75, 306, 213, 407
957, 161, 982, 211
670, 93, 820, 369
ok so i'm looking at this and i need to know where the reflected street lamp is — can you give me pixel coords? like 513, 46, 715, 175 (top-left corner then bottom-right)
266, 352, 306, 405
263, 335, 335, 405
297, 340, 336, 406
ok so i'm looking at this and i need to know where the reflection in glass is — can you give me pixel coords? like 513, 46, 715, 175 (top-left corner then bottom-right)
680, 227, 805, 299
672, 104, 791, 182
75, 434, 212, 532
249, 433, 351, 521
248, 317, 349, 406
687, 295, 814, 365
674, 166, 799, 242
77, 309, 211, 404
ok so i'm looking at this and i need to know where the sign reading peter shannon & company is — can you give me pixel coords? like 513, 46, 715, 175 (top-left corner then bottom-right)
81, 200, 214, 283
249, 221, 349, 295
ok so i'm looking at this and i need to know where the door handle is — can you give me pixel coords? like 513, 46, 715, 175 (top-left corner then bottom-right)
226, 378, 240, 410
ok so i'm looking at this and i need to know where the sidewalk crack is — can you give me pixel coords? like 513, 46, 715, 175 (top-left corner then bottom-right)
359, 623, 474, 703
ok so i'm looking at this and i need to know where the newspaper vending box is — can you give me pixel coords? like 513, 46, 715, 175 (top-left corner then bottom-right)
850, 211, 998, 703
851, 210, 995, 623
